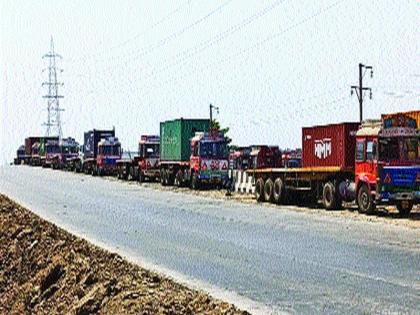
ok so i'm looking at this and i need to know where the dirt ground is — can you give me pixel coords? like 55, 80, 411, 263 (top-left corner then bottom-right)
0, 194, 249, 315
135, 181, 420, 230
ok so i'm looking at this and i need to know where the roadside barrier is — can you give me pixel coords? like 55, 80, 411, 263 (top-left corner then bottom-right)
229, 170, 255, 194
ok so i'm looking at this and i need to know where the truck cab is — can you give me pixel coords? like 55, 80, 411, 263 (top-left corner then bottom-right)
355, 116, 420, 215
138, 135, 160, 182
50, 138, 79, 169
190, 131, 229, 189
45, 140, 61, 167
229, 146, 251, 170
31, 142, 41, 166
96, 137, 121, 176
14, 145, 25, 165
250, 145, 282, 169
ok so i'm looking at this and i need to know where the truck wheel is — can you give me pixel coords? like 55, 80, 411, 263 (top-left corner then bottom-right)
323, 182, 338, 210
160, 169, 167, 186
264, 178, 274, 202
138, 172, 144, 183
357, 184, 375, 214
255, 178, 265, 202
273, 178, 284, 204
396, 201, 413, 217
174, 170, 183, 187
191, 172, 200, 190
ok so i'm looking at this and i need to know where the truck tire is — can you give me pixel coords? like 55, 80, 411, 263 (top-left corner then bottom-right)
138, 171, 144, 183
160, 169, 167, 186
191, 172, 200, 190
357, 184, 375, 214
322, 182, 337, 210
255, 178, 265, 202
174, 170, 183, 187
396, 201, 413, 217
264, 178, 274, 202
273, 178, 284, 204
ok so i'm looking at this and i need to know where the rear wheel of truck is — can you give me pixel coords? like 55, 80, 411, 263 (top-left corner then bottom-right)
264, 178, 274, 202
396, 201, 413, 217
323, 181, 339, 210
357, 184, 375, 214
273, 178, 284, 204
255, 178, 265, 202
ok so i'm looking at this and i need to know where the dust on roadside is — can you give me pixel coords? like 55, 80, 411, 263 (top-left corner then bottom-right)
0, 194, 249, 315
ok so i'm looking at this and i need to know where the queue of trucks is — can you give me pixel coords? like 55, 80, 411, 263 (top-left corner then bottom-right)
14, 110, 420, 216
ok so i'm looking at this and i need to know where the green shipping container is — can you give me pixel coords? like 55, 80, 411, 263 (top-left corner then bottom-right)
160, 118, 210, 161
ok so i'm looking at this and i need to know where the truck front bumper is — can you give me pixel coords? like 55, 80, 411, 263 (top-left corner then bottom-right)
378, 190, 420, 204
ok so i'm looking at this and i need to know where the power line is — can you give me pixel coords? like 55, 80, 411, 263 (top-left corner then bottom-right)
66, 0, 194, 63
66, 0, 233, 66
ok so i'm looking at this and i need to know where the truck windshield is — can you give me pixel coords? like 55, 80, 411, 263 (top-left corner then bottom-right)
379, 138, 399, 161
62, 146, 78, 154
379, 137, 419, 162
46, 145, 60, 154
144, 144, 159, 158
99, 145, 121, 156
199, 141, 228, 158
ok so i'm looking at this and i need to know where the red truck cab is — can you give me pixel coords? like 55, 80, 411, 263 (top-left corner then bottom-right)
137, 135, 160, 182
189, 130, 229, 189
355, 116, 420, 215
249, 145, 282, 169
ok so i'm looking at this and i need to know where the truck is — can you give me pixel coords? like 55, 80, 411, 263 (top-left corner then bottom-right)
73, 129, 120, 175
116, 135, 160, 182
249, 145, 282, 169
49, 138, 80, 170
252, 117, 420, 216
24, 137, 40, 165
159, 118, 229, 189
25, 136, 58, 166
14, 145, 26, 165
252, 122, 361, 209
355, 111, 419, 215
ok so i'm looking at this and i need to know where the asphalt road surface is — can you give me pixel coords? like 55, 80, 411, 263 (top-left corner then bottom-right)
1, 166, 419, 314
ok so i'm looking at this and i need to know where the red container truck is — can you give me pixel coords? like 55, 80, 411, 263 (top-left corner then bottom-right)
302, 123, 360, 169
252, 122, 360, 209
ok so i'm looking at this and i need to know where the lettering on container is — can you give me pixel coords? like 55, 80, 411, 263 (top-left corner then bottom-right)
314, 138, 332, 159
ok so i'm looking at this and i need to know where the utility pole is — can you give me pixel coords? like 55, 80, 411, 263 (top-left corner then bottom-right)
209, 103, 219, 126
351, 63, 373, 122
42, 36, 64, 140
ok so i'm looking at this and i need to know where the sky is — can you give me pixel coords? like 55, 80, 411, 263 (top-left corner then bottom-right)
1, 0, 419, 163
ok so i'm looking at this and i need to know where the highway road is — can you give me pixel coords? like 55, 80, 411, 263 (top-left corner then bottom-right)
1, 166, 420, 314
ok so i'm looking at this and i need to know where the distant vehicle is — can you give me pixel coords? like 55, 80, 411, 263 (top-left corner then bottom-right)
249, 145, 282, 169
73, 129, 121, 176
116, 135, 160, 181
14, 145, 25, 165
49, 138, 80, 170
159, 118, 229, 189
229, 147, 251, 170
